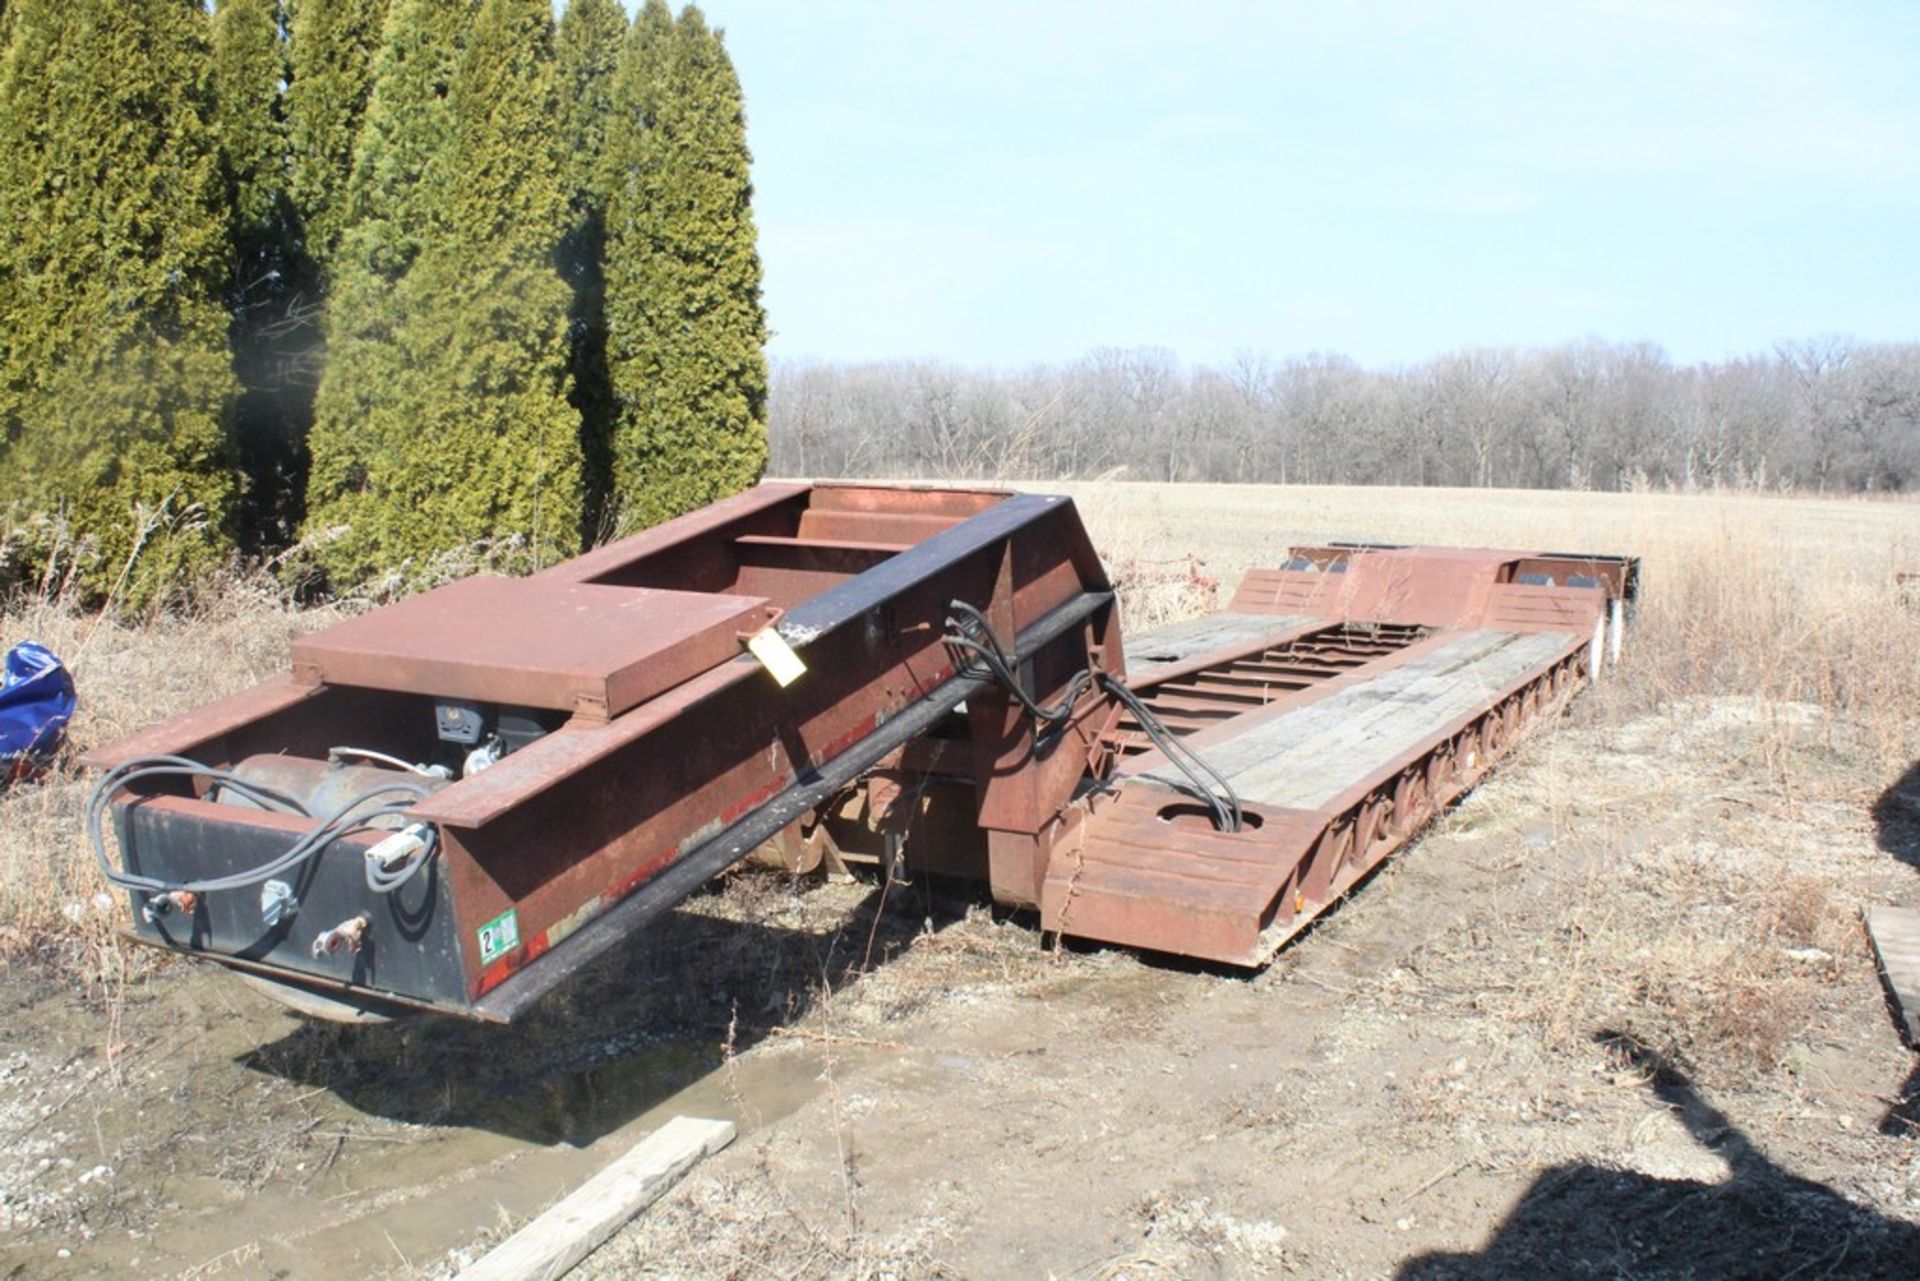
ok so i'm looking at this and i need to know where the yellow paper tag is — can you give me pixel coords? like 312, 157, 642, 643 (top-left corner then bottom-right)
747, 627, 807, 687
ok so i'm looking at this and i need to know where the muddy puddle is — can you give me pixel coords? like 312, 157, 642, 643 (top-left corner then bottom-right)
0, 878, 944, 1279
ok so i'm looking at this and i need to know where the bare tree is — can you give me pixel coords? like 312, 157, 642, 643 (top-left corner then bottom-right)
763, 338, 1920, 494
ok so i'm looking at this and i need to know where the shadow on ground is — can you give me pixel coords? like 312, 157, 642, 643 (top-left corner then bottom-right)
1398, 1032, 1920, 1279
239, 870, 976, 1147
1867, 759, 1920, 1137
1874, 759, 1920, 870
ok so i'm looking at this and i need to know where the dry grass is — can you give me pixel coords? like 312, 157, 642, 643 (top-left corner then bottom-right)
1062, 482, 1920, 1094
5, 481, 1918, 1087
1061, 482, 1920, 757
0, 571, 347, 973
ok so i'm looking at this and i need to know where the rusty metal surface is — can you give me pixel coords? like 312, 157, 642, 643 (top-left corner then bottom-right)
1054, 626, 1590, 965
1042, 541, 1631, 967
1480, 582, 1609, 633
807, 483, 1010, 515
78, 677, 323, 771
290, 577, 778, 720
546, 482, 1010, 603
89, 483, 1119, 1020
1231, 544, 1636, 632
536, 481, 811, 587
446, 494, 1117, 1007
471, 588, 1110, 1020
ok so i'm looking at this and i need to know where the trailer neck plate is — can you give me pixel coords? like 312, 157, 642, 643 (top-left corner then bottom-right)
290, 576, 778, 722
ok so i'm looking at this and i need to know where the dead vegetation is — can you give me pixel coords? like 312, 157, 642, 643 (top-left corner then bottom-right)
584, 484, 1920, 1277
3, 483, 1919, 1278
0, 575, 335, 979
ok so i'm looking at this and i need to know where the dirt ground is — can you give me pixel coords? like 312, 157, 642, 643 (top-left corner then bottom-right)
2, 485, 1918, 1278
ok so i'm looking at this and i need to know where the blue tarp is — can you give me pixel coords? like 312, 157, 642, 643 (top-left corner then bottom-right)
0, 642, 75, 775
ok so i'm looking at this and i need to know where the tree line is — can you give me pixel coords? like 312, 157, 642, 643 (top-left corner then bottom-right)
769, 337, 1920, 493
0, 0, 767, 606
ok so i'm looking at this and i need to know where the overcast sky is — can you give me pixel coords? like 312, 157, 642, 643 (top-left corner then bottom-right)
681, 1, 1920, 369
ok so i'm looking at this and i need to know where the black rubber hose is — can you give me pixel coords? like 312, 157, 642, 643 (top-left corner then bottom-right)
943, 601, 1243, 833
88, 755, 432, 897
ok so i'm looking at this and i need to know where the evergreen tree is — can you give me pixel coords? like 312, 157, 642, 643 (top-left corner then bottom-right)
555, 0, 627, 541
285, 0, 387, 266
601, 1, 768, 532
302, 0, 467, 583
214, 0, 286, 239
213, 0, 307, 549
557, 0, 626, 208
302, 0, 579, 586
0, 0, 239, 605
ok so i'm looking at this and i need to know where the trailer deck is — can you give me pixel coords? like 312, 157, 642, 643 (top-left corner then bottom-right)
1048, 620, 1595, 964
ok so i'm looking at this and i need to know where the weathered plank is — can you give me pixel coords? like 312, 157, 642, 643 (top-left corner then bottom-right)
459, 1115, 735, 1281
1125, 612, 1316, 673
1866, 906, 1920, 1047
1171, 629, 1576, 810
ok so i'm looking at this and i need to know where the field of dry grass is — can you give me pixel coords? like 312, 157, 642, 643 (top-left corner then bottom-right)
2, 482, 1918, 1278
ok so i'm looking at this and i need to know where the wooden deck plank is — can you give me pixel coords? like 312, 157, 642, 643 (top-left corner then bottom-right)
1162, 672, 1312, 694
1866, 906, 1920, 1047
1162, 629, 1514, 786
1179, 629, 1577, 811
1126, 612, 1316, 673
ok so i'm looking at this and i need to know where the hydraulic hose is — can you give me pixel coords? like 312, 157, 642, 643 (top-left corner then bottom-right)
87, 755, 437, 899
942, 600, 1243, 833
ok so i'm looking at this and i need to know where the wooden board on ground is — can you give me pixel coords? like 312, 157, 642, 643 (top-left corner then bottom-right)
1865, 905, 1920, 1048
459, 1115, 735, 1281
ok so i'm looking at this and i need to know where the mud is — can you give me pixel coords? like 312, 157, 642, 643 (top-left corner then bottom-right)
3, 696, 1919, 1279
0, 875, 926, 1278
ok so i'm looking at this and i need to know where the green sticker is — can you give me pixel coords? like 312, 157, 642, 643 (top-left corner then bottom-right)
477, 908, 520, 965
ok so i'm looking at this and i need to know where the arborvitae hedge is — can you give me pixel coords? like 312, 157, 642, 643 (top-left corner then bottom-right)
556, 0, 627, 541
601, 2, 769, 533
286, 0, 389, 267
1, 0, 770, 601
0, 0, 239, 605
214, 0, 286, 240
302, 0, 469, 584
301, 0, 580, 587
406, 0, 581, 569
558, 0, 627, 209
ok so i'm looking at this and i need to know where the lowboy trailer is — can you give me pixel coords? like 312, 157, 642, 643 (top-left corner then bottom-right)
83, 484, 1636, 1022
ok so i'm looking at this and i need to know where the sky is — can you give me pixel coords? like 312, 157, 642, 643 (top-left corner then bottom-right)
680, 1, 1920, 370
